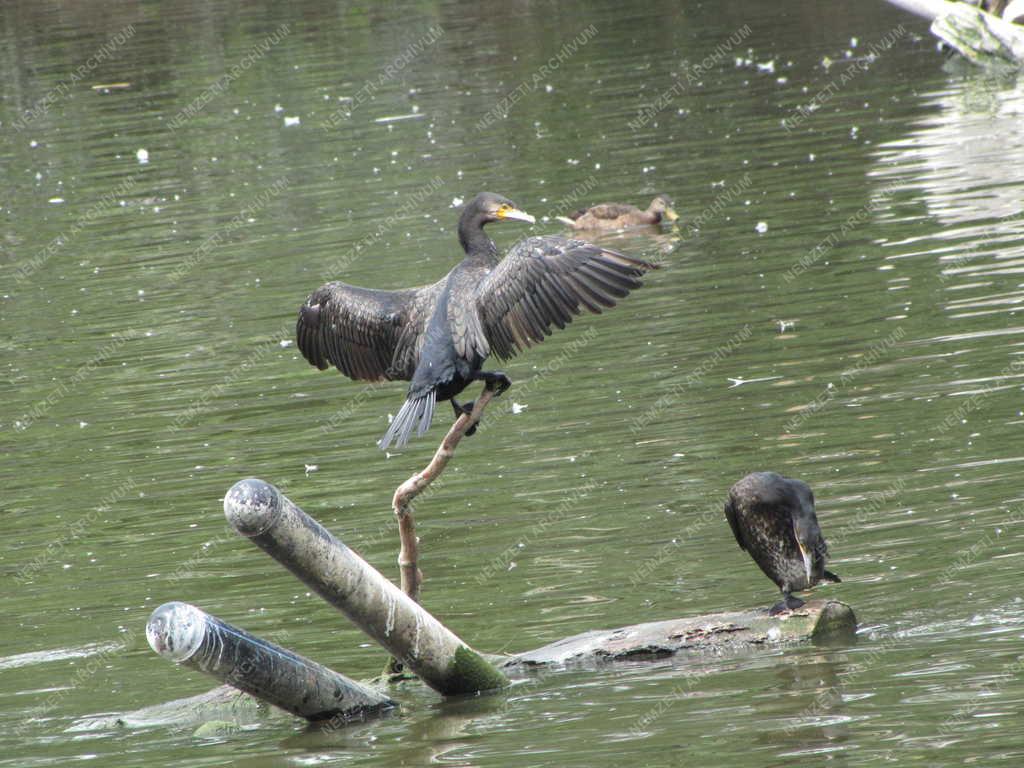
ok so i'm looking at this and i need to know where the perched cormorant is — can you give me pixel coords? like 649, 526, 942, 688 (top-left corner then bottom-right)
296, 192, 658, 450
724, 471, 841, 615
556, 194, 679, 230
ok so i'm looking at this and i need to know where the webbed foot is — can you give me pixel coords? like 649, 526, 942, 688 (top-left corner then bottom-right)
769, 594, 805, 616
452, 399, 478, 436
475, 370, 511, 396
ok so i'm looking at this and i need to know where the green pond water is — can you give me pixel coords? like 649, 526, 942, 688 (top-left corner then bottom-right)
3, 1, 1024, 765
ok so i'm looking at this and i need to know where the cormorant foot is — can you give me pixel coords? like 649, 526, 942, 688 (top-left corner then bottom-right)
452, 399, 478, 436
769, 594, 806, 616
464, 399, 479, 435
482, 371, 512, 396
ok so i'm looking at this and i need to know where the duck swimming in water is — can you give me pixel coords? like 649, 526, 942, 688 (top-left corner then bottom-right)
297, 192, 658, 450
556, 194, 679, 231
724, 471, 841, 615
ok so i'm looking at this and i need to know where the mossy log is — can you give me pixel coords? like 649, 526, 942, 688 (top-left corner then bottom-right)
94, 600, 853, 731
223, 478, 509, 696
68, 684, 271, 732
146, 601, 395, 722
886, 0, 1024, 64
502, 599, 855, 670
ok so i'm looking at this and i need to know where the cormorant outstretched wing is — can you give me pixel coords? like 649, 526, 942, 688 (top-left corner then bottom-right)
724, 495, 748, 552
297, 281, 441, 382
473, 236, 657, 360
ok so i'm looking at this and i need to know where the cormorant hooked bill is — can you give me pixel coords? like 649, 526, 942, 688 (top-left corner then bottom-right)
296, 192, 659, 450
724, 471, 841, 615
556, 194, 679, 230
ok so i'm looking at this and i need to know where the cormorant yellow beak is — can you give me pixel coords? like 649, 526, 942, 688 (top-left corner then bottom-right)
664, 208, 680, 222
498, 205, 536, 224
797, 541, 813, 584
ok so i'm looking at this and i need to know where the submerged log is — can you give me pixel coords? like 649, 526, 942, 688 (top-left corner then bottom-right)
885, 0, 1024, 64
223, 478, 509, 696
68, 684, 269, 732
103, 600, 853, 731
146, 601, 394, 722
504, 599, 855, 669
115, 474, 855, 732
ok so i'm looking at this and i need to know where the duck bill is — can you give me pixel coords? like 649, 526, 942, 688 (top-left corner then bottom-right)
797, 542, 813, 584
500, 207, 536, 224
664, 208, 680, 222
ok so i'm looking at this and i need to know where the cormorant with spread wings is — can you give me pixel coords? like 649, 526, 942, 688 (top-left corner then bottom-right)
296, 191, 659, 450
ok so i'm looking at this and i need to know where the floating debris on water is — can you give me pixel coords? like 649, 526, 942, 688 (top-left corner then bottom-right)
374, 114, 425, 124
728, 376, 783, 388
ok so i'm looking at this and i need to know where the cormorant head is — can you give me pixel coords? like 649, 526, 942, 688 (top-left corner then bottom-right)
791, 482, 819, 584
649, 194, 679, 222
458, 192, 535, 254
467, 192, 536, 226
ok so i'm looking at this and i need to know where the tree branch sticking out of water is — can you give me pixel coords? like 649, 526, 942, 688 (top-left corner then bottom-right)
391, 384, 498, 603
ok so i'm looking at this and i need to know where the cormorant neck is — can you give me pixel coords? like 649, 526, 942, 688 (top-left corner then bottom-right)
457, 209, 498, 258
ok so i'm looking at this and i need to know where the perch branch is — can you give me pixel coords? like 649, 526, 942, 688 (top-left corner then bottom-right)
392, 385, 497, 603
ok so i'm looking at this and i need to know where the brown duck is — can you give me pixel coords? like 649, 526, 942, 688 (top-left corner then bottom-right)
297, 192, 658, 450
556, 194, 679, 230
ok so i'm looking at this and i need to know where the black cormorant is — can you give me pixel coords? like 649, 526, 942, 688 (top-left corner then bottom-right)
556, 194, 679, 230
724, 471, 841, 614
297, 192, 658, 450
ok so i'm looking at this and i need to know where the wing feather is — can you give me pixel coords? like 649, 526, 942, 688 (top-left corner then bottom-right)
296, 280, 441, 382
473, 236, 658, 361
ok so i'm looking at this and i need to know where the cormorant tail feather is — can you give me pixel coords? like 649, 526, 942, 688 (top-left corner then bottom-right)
378, 390, 436, 450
